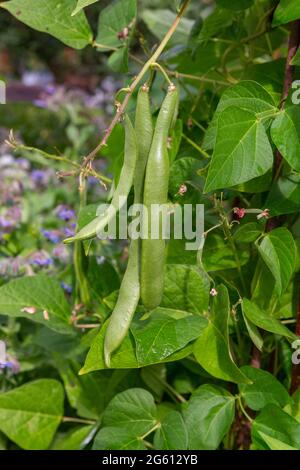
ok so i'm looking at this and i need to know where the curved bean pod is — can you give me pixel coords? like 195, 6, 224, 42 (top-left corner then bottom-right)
64, 114, 137, 244
141, 84, 179, 310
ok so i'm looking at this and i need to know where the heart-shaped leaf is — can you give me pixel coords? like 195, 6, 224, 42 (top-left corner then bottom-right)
0, 379, 64, 450
1, 0, 93, 49
205, 107, 273, 192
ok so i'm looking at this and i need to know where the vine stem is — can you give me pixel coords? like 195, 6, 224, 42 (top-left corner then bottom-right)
73, 175, 91, 307
237, 396, 253, 423
81, 0, 191, 169
139, 423, 160, 441
4, 135, 79, 168
62, 416, 96, 425
6, 139, 112, 185
182, 133, 210, 159
151, 62, 173, 85
216, 201, 247, 295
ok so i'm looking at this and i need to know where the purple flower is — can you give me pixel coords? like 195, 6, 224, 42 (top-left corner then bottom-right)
0, 216, 14, 229
0, 206, 22, 233
61, 282, 72, 294
41, 229, 61, 244
31, 169, 48, 186
88, 175, 98, 186
63, 226, 75, 237
45, 84, 56, 95
16, 158, 30, 170
0, 256, 24, 277
22, 70, 54, 87
56, 205, 75, 221
33, 99, 48, 109
0, 359, 20, 374
0, 341, 19, 374
29, 250, 53, 267
52, 244, 70, 263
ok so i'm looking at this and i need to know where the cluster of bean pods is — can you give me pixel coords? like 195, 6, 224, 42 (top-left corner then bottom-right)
65, 83, 179, 367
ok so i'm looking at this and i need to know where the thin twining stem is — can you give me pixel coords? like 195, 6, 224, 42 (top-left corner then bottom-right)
81, 0, 191, 170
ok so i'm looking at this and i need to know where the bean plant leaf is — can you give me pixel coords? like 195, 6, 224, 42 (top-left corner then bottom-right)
271, 107, 300, 172
241, 305, 264, 351
257, 228, 296, 296
93, 427, 146, 450
251, 258, 277, 310
266, 175, 300, 216
194, 285, 250, 384
203, 80, 277, 150
72, 0, 99, 16
252, 404, 300, 450
168, 120, 183, 163
153, 411, 188, 450
256, 432, 299, 450
51, 425, 94, 450
102, 388, 157, 436
162, 264, 210, 314
203, 233, 250, 271
231, 171, 272, 193
80, 322, 138, 373
244, 317, 264, 351
131, 309, 208, 366
216, 0, 254, 10
291, 47, 300, 66
183, 385, 235, 450
108, 46, 129, 72
0, 0, 93, 49
0, 274, 72, 334
80, 314, 194, 374
239, 366, 290, 411
285, 389, 300, 423
141, 9, 193, 44
58, 360, 110, 419
0, 380, 64, 450
95, 0, 137, 50
233, 222, 261, 243
242, 299, 297, 341
204, 107, 273, 192
169, 157, 204, 194
197, 8, 233, 42
273, 0, 300, 26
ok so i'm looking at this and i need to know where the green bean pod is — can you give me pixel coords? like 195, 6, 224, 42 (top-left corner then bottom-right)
134, 84, 154, 204
141, 84, 179, 310
104, 238, 140, 368
104, 87, 153, 367
64, 114, 137, 244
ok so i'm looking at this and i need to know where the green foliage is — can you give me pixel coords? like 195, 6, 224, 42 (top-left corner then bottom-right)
239, 366, 290, 411
216, 0, 254, 10
0, 275, 72, 334
1, 0, 300, 451
72, 0, 99, 16
271, 107, 300, 172
204, 107, 273, 192
0, 380, 64, 450
183, 384, 235, 450
273, 0, 300, 26
252, 404, 300, 450
194, 285, 250, 384
257, 228, 296, 296
0, 0, 93, 49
